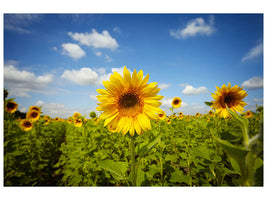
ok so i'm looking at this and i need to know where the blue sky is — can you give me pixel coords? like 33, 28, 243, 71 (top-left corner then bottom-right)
3, 14, 263, 118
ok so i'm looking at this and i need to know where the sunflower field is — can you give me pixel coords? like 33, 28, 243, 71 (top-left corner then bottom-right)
3, 67, 264, 187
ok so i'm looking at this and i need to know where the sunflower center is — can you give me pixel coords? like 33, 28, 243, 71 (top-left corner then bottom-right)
24, 121, 32, 128
159, 113, 164, 118
173, 99, 180, 105
118, 92, 141, 116
221, 93, 235, 108
7, 102, 16, 109
31, 112, 38, 118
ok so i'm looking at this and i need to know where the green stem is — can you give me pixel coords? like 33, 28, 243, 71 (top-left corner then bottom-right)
130, 136, 136, 186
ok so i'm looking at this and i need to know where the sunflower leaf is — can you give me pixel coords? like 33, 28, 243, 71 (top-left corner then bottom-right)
215, 138, 249, 180
137, 134, 161, 158
226, 105, 249, 146
98, 160, 128, 181
204, 101, 213, 107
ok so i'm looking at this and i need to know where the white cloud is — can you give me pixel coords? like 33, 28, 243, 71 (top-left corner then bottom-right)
241, 43, 263, 62
158, 83, 171, 90
61, 43, 86, 60
68, 29, 119, 50
61, 68, 100, 86
253, 98, 263, 102
241, 76, 263, 89
95, 51, 102, 56
104, 55, 113, 62
170, 15, 215, 39
113, 27, 122, 35
181, 84, 208, 95
4, 64, 54, 97
94, 67, 106, 75
60, 66, 132, 86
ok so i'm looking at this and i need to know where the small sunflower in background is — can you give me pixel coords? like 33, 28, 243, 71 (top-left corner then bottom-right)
74, 118, 83, 127
172, 97, 182, 108
244, 110, 254, 118
211, 83, 248, 118
73, 112, 82, 119
67, 116, 73, 123
19, 119, 33, 131
158, 111, 166, 120
5, 101, 18, 113
166, 118, 171, 124
26, 110, 40, 122
208, 110, 215, 117
54, 117, 60, 121
29, 106, 41, 113
96, 66, 163, 136
178, 115, 184, 120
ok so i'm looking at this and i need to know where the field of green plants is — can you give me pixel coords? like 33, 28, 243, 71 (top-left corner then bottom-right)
4, 96, 263, 187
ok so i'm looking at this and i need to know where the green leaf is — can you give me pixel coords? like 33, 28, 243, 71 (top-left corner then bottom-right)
136, 167, 145, 186
137, 134, 161, 158
216, 138, 249, 178
169, 168, 189, 184
204, 101, 213, 107
98, 160, 128, 181
226, 105, 249, 146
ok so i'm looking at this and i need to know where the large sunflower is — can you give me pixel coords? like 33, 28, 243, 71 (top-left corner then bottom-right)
211, 83, 248, 118
19, 119, 33, 131
26, 110, 40, 122
96, 66, 163, 136
5, 101, 18, 113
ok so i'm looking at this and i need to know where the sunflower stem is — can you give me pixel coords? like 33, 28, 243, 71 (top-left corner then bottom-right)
130, 135, 136, 186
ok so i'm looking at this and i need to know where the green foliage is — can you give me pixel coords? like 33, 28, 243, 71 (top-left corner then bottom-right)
89, 111, 97, 119
4, 104, 263, 186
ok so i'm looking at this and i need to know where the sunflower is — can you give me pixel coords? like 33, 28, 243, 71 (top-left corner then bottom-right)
211, 83, 248, 118
108, 124, 118, 133
172, 97, 182, 108
67, 116, 73, 123
73, 112, 82, 119
54, 117, 59, 121
244, 110, 254, 118
166, 118, 171, 124
19, 119, 33, 131
158, 111, 166, 120
179, 112, 184, 116
5, 101, 18, 113
29, 106, 41, 113
208, 110, 215, 117
96, 66, 163, 136
178, 115, 184, 120
74, 118, 83, 127
26, 110, 40, 122
42, 115, 51, 125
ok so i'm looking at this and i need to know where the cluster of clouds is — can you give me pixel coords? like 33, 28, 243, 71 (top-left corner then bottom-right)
57, 29, 119, 61
170, 15, 216, 39
4, 64, 54, 97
